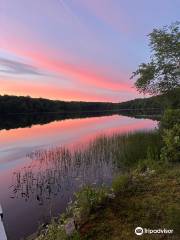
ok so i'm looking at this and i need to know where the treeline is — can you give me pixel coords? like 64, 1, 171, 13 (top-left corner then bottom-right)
117, 88, 180, 110
0, 88, 179, 114
0, 95, 116, 114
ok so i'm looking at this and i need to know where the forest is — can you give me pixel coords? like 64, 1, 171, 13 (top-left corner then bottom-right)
0, 95, 115, 114
0, 88, 180, 114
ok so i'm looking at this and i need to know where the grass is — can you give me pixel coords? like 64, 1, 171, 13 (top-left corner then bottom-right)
107, 130, 162, 169
79, 165, 180, 240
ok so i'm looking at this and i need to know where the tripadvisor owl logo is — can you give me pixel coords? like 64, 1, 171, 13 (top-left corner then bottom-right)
135, 227, 143, 235
135, 227, 173, 235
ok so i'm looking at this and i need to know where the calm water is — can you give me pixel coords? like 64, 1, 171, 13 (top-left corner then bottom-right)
0, 114, 157, 240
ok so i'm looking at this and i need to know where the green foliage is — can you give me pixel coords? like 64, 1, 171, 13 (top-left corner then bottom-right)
112, 131, 162, 168
160, 108, 180, 129
160, 109, 180, 163
132, 22, 180, 94
135, 147, 165, 173
161, 123, 180, 162
118, 88, 180, 110
70, 186, 109, 222
112, 174, 130, 193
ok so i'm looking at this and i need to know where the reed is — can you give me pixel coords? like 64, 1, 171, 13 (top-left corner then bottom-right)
11, 130, 161, 204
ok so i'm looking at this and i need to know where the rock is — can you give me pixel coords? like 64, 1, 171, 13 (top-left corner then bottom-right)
64, 218, 76, 236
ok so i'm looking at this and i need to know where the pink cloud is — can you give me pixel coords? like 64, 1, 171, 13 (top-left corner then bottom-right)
0, 36, 135, 93
0, 77, 113, 102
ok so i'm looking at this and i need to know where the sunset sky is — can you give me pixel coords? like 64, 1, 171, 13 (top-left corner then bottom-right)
0, 0, 179, 102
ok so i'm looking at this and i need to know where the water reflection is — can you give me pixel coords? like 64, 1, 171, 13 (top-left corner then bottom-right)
0, 109, 160, 131
0, 114, 158, 240
11, 141, 118, 204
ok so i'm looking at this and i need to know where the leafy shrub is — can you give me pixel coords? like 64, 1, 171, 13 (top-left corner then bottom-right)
135, 145, 167, 173
160, 109, 180, 130
161, 123, 180, 162
112, 174, 130, 193
69, 186, 109, 222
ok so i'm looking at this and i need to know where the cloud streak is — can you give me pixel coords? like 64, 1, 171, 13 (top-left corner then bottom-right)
0, 76, 113, 102
0, 37, 135, 93
0, 26, 136, 95
0, 58, 44, 76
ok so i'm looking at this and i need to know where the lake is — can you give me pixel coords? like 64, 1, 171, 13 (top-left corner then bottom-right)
0, 113, 157, 240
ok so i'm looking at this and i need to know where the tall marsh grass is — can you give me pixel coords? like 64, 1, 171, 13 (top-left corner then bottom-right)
11, 130, 161, 203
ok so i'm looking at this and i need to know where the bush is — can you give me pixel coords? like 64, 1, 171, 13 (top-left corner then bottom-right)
161, 123, 180, 162
112, 174, 130, 193
160, 109, 180, 130
69, 186, 109, 222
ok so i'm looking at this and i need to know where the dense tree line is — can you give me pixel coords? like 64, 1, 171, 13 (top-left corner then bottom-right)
0, 88, 179, 115
117, 88, 180, 110
0, 95, 116, 114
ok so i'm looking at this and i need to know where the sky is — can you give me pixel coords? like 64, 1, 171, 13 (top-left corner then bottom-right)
0, 0, 179, 102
